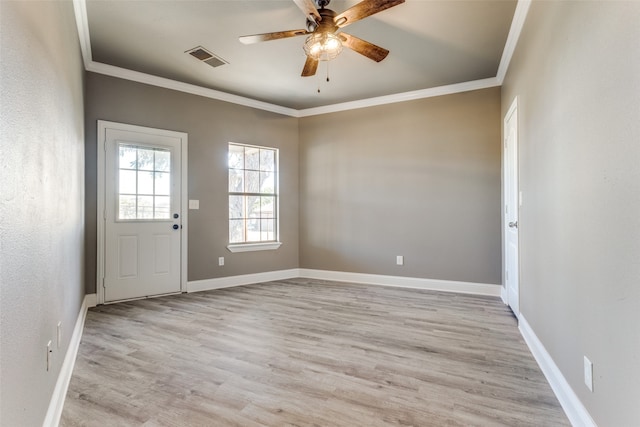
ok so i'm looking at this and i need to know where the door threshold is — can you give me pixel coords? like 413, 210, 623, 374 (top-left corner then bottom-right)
102, 291, 182, 305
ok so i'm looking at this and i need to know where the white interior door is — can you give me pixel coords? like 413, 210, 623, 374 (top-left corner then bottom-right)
504, 98, 520, 317
101, 123, 185, 303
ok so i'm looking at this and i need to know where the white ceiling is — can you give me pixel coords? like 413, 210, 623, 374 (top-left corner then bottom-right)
81, 0, 518, 111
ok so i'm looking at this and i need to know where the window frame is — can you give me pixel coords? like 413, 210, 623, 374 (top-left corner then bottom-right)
227, 142, 282, 253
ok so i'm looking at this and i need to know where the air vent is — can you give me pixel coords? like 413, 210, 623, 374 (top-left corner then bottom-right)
185, 46, 228, 68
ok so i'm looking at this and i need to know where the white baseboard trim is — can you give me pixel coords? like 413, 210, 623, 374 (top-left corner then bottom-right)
42, 293, 95, 427
298, 269, 501, 297
187, 268, 500, 297
84, 293, 97, 308
500, 285, 508, 304
519, 315, 597, 427
187, 269, 299, 293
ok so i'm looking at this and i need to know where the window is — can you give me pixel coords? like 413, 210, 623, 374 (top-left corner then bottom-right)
228, 143, 280, 250
118, 144, 171, 220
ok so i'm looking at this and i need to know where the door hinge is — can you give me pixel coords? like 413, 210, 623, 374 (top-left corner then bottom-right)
103, 209, 106, 220
102, 278, 106, 288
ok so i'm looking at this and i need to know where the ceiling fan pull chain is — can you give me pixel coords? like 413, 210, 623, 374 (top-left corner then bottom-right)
326, 60, 330, 82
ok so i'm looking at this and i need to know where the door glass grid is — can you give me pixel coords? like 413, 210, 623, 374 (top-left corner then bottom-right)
118, 144, 171, 220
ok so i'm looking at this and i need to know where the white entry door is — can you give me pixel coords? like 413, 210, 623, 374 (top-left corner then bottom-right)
100, 122, 186, 303
504, 98, 520, 317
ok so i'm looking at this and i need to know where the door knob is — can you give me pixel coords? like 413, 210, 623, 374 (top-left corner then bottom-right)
172, 224, 179, 230
508, 221, 518, 228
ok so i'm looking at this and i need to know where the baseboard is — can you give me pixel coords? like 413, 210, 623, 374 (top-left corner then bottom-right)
42, 293, 95, 427
187, 268, 500, 297
298, 269, 501, 297
500, 285, 508, 304
84, 293, 97, 308
187, 269, 300, 293
519, 315, 597, 427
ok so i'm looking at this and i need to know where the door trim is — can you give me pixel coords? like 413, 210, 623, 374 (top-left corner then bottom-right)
502, 97, 519, 316
96, 120, 188, 305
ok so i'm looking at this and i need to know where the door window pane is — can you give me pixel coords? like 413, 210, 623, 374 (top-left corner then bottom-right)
138, 171, 154, 195
154, 150, 171, 172
137, 196, 154, 219
137, 148, 155, 171
119, 195, 137, 219
119, 170, 136, 194
154, 196, 170, 219
118, 144, 172, 220
119, 146, 137, 169
155, 172, 170, 196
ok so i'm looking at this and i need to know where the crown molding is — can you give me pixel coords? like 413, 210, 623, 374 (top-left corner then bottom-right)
72, 0, 530, 118
297, 77, 500, 117
72, 0, 92, 69
496, 0, 532, 84
86, 61, 300, 117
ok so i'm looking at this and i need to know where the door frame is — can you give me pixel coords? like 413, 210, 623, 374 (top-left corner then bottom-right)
502, 97, 520, 316
96, 120, 188, 305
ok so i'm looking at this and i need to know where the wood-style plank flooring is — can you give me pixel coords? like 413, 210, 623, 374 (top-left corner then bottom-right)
61, 278, 569, 426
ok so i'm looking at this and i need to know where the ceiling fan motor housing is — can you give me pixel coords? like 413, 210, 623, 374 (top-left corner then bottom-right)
317, 8, 338, 33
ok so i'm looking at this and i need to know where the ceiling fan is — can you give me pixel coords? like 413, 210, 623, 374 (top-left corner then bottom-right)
239, 0, 405, 77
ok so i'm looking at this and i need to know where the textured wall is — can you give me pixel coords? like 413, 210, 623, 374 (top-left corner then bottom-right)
0, 1, 86, 426
299, 88, 502, 285
84, 73, 299, 291
502, 1, 640, 425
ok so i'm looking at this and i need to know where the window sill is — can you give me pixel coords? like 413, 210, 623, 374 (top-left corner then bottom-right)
227, 242, 282, 253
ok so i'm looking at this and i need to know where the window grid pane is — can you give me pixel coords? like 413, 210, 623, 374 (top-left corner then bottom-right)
117, 144, 171, 220
228, 143, 278, 244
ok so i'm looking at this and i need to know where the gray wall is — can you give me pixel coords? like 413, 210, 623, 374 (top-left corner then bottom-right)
502, 1, 640, 425
85, 73, 299, 291
299, 88, 502, 285
0, 1, 86, 426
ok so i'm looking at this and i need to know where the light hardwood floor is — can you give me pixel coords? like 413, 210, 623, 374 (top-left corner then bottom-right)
61, 278, 569, 426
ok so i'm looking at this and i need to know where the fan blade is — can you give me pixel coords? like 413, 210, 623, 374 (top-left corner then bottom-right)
239, 29, 309, 44
334, 0, 405, 28
293, 0, 321, 22
301, 56, 319, 77
339, 33, 389, 62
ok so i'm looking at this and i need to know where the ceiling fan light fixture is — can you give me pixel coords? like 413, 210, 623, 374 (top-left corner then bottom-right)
303, 32, 343, 61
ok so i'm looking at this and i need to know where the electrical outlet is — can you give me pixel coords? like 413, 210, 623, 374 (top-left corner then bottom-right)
396, 255, 404, 266
218, 257, 224, 266
57, 322, 62, 348
189, 199, 199, 209
46, 341, 52, 371
584, 356, 593, 392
